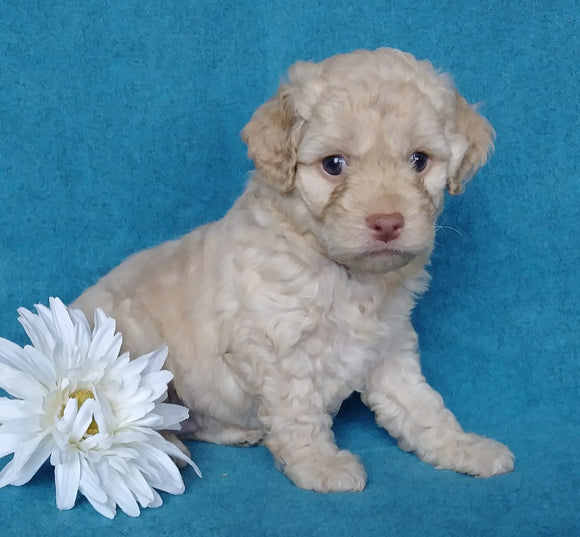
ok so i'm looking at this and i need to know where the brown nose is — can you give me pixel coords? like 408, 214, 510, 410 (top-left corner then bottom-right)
366, 212, 405, 243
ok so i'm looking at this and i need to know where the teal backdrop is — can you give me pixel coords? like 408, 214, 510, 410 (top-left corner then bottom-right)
1, 1, 578, 535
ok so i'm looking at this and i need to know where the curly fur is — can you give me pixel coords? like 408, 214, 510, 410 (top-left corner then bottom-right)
73, 48, 514, 491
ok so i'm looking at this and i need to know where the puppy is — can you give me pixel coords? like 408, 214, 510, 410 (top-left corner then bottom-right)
73, 48, 514, 492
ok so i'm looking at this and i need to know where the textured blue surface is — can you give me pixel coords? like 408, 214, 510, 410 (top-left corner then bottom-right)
1, 1, 578, 535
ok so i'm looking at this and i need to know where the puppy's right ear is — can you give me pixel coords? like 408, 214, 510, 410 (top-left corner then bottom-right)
241, 86, 301, 193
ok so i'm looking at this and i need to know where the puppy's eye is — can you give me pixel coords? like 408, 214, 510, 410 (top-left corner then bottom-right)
409, 152, 429, 173
321, 155, 346, 176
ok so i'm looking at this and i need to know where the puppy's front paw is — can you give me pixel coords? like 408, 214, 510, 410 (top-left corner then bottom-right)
434, 433, 515, 478
284, 450, 367, 492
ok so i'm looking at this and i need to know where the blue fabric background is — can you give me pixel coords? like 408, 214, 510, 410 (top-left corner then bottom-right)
1, 1, 578, 535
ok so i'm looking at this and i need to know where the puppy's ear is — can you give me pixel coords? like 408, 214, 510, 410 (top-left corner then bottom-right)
448, 93, 496, 195
241, 86, 302, 194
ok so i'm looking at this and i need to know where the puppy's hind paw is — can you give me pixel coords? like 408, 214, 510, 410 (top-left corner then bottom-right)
284, 450, 367, 492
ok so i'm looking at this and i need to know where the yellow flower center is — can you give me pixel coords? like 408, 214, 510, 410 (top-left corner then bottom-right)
61, 388, 99, 435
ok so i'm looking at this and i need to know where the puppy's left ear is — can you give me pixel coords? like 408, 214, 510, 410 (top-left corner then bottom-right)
241, 86, 302, 194
448, 93, 496, 195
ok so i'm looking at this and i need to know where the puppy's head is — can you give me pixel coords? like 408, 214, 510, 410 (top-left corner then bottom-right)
242, 48, 494, 273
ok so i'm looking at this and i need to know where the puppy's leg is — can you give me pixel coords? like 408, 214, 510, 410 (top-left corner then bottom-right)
362, 349, 514, 477
177, 413, 264, 446
259, 379, 367, 492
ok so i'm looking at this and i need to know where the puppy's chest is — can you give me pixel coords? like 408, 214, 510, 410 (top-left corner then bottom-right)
229, 261, 415, 398
257, 270, 408, 397
304, 281, 402, 387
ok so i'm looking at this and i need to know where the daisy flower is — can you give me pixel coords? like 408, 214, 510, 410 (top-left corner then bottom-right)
0, 297, 201, 518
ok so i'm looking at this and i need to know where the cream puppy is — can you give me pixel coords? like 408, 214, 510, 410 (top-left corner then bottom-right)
73, 48, 514, 492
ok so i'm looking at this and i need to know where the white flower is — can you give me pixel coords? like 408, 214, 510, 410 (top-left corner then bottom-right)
0, 297, 201, 518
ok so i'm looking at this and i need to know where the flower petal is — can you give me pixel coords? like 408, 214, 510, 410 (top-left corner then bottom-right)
70, 399, 97, 442
0, 338, 55, 394
78, 457, 108, 504
94, 458, 140, 518
57, 398, 78, 435
69, 308, 92, 352
0, 398, 29, 422
0, 432, 20, 459
110, 472, 141, 517
132, 403, 189, 431
0, 434, 53, 487
132, 442, 187, 493
118, 357, 151, 389
16, 307, 56, 359
0, 336, 33, 371
90, 391, 114, 436
48, 298, 76, 359
112, 391, 155, 424
140, 370, 174, 402
69, 306, 91, 327
112, 427, 200, 477
0, 363, 47, 400
55, 451, 81, 510
155, 438, 202, 478
148, 489, 163, 509
155, 402, 189, 429
0, 416, 42, 437
123, 464, 156, 507
72, 318, 92, 366
89, 310, 122, 366
22, 346, 57, 388
20, 303, 65, 374
138, 346, 169, 375
80, 487, 117, 520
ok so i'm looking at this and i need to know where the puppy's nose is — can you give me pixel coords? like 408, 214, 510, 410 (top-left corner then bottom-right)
366, 212, 405, 243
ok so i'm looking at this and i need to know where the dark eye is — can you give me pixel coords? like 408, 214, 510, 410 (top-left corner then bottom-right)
321, 155, 346, 176
409, 152, 429, 173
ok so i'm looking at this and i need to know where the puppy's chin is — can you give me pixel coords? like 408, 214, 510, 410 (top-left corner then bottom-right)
336, 251, 417, 274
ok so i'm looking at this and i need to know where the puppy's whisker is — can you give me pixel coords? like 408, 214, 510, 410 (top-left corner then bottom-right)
435, 224, 464, 238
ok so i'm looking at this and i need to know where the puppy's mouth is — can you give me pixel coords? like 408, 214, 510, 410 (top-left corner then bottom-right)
347, 247, 417, 271
359, 242, 415, 260
366, 246, 405, 258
